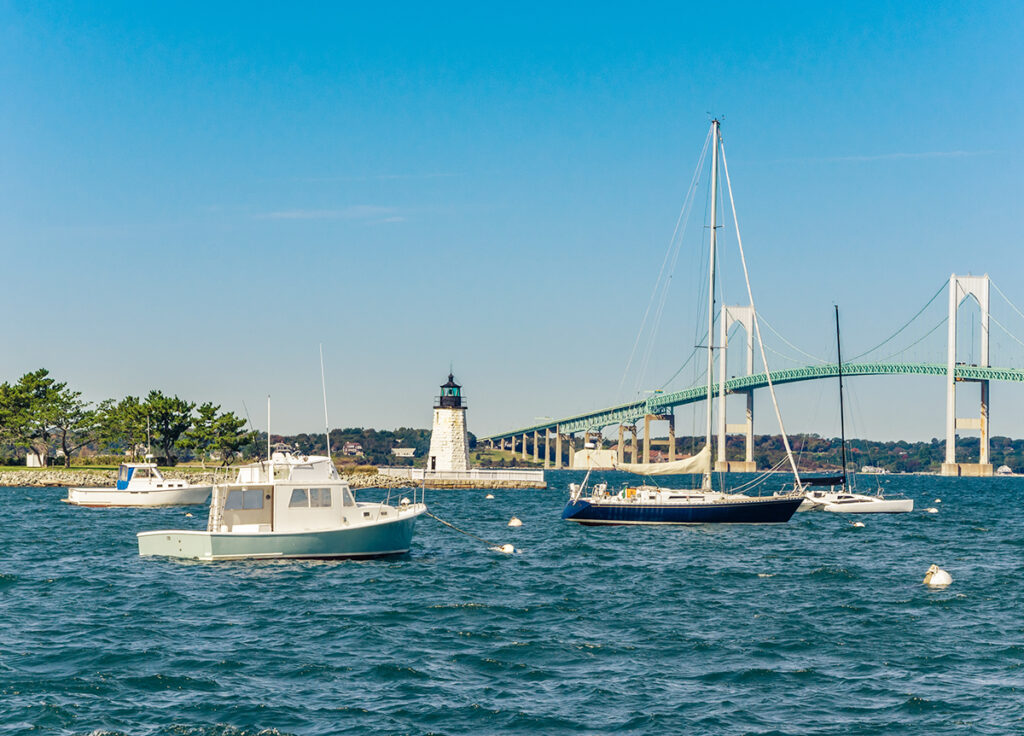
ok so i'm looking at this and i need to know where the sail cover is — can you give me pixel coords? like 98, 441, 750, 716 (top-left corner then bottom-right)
616, 445, 711, 476
801, 474, 845, 486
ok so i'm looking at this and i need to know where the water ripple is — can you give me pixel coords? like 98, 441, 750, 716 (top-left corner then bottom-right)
1, 477, 1022, 735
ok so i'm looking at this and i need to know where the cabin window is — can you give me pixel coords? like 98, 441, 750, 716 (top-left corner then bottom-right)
225, 488, 264, 510
289, 488, 309, 508
310, 488, 332, 507
341, 487, 356, 507
118, 466, 130, 482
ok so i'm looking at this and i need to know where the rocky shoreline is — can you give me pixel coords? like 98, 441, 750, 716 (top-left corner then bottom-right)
0, 468, 415, 490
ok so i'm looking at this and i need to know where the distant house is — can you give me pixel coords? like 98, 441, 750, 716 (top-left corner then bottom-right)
391, 447, 415, 458
342, 442, 363, 456
26, 450, 47, 467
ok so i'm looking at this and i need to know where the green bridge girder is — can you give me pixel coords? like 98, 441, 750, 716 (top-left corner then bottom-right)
482, 363, 1024, 441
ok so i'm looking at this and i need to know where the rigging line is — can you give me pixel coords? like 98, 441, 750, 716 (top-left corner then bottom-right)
758, 313, 828, 364
634, 139, 712, 395
619, 128, 713, 399
991, 279, 1024, 324
719, 136, 802, 485
876, 315, 948, 362
846, 280, 947, 362
658, 321, 742, 392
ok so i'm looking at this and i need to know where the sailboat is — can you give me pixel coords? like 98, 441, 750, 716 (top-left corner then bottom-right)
797, 307, 913, 514
562, 120, 805, 525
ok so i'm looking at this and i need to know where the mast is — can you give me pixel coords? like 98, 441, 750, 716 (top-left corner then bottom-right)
835, 306, 848, 486
704, 119, 720, 489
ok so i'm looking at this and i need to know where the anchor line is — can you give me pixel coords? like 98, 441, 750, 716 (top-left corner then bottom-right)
424, 510, 508, 550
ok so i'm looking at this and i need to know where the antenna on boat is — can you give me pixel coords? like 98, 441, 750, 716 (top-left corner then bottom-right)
320, 343, 332, 462
266, 395, 272, 461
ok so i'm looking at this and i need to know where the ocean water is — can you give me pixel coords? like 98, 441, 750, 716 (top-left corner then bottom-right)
1, 473, 1021, 736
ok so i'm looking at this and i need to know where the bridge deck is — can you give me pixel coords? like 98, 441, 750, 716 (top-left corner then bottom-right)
482, 363, 1024, 440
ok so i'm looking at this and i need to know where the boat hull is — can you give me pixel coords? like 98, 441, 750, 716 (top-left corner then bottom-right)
137, 510, 422, 560
822, 498, 914, 513
562, 496, 803, 525
64, 486, 212, 507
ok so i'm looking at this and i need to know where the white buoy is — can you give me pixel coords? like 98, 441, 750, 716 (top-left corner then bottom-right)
926, 507, 939, 514
508, 516, 523, 527
934, 498, 941, 503
500, 543, 515, 554
923, 564, 952, 588
185, 512, 193, 517
485, 493, 495, 499
851, 521, 865, 528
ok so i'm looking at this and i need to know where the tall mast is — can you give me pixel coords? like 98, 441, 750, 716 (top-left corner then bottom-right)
835, 306, 848, 486
704, 119, 720, 488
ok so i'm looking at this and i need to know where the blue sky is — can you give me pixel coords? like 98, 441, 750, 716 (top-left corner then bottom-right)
2, 1, 1023, 441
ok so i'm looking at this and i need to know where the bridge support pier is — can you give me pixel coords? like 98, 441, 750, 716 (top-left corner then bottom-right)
941, 274, 994, 477
544, 429, 551, 469
568, 433, 576, 468
555, 428, 563, 469
630, 425, 639, 463
617, 425, 625, 465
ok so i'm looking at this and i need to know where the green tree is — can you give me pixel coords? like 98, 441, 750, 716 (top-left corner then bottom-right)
180, 402, 219, 465
96, 396, 149, 460
145, 391, 195, 464
211, 410, 250, 465
50, 387, 98, 467
0, 369, 62, 461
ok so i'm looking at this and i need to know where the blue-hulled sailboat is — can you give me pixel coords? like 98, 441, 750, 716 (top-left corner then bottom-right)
562, 120, 805, 526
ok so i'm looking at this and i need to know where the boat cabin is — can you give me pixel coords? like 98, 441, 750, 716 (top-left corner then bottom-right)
116, 463, 182, 489
208, 454, 359, 534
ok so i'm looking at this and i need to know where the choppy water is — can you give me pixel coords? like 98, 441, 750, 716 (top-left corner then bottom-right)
1, 473, 1022, 735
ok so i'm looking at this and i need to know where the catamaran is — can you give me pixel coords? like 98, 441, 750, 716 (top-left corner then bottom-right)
795, 307, 913, 514
64, 461, 212, 507
563, 120, 805, 525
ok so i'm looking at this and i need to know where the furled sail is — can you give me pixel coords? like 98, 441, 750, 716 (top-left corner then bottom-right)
615, 445, 711, 476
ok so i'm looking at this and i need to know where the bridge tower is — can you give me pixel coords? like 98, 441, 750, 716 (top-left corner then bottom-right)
716, 305, 757, 472
942, 274, 993, 477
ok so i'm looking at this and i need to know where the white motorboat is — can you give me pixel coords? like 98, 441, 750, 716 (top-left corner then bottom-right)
138, 452, 426, 561
64, 463, 212, 507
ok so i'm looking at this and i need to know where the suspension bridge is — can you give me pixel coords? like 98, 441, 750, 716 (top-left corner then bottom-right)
481, 274, 1024, 477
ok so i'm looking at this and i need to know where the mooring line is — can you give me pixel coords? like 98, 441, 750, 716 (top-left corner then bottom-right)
424, 510, 514, 553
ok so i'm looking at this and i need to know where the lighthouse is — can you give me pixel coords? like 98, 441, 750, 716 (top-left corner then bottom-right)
427, 372, 470, 472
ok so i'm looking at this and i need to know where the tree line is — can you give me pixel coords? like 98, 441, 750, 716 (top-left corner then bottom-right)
0, 368, 252, 466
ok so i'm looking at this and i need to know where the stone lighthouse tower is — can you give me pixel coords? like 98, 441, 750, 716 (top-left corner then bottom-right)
427, 372, 470, 472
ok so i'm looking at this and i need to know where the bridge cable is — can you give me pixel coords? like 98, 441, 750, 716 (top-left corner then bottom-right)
991, 279, 1024, 326
876, 315, 948, 363
989, 312, 1024, 351
758, 313, 828, 364
846, 280, 947, 362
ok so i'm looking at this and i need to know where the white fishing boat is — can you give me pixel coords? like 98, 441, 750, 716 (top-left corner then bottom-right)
564, 120, 805, 526
64, 462, 211, 507
138, 451, 426, 560
792, 307, 913, 514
